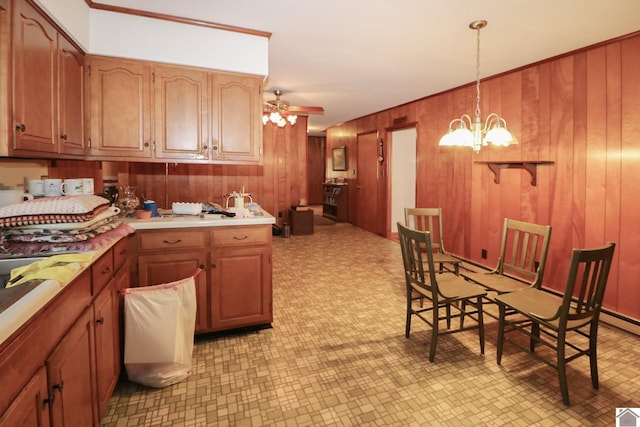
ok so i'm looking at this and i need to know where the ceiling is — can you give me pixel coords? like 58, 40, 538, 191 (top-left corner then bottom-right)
98, 0, 640, 136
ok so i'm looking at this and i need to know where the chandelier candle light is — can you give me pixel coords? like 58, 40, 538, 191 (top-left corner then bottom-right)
438, 20, 518, 153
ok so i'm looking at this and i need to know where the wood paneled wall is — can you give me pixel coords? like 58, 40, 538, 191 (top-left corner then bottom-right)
326, 32, 640, 322
127, 116, 309, 227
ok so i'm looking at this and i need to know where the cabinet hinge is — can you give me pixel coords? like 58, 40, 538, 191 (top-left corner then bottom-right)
152, 72, 155, 83
87, 138, 91, 148
87, 65, 91, 77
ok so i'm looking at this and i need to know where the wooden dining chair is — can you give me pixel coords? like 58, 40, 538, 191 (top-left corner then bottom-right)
397, 223, 486, 362
495, 242, 616, 405
404, 208, 461, 275
461, 218, 552, 294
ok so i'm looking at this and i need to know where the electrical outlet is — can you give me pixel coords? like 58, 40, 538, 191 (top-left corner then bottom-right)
481, 249, 487, 259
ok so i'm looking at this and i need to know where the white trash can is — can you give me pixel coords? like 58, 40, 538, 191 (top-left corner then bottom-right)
123, 275, 197, 388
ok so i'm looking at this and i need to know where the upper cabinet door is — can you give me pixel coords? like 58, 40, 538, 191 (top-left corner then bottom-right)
153, 65, 209, 161
87, 56, 152, 159
12, 0, 57, 154
210, 73, 263, 163
58, 35, 84, 156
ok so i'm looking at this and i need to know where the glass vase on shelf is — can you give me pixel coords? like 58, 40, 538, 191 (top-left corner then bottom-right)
116, 186, 140, 217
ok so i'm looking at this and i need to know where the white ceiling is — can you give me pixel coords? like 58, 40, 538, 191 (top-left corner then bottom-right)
98, 0, 640, 135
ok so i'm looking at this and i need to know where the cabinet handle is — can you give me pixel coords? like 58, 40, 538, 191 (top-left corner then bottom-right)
211, 263, 216, 269
144, 142, 150, 147
120, 249, 127, 255
96, 316, 104, 324
101, 266, 111, 275
212, 145, 218, 151
44, 394, 55, 405
60, 134, 67, 140
202, 145, 208, 151
53, 381, 64, 391
162, 239, 182, 245
233, 236, 249, 241
15, 123, 26, 132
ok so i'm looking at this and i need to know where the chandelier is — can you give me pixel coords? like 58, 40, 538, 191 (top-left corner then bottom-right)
439, 20, 518, 152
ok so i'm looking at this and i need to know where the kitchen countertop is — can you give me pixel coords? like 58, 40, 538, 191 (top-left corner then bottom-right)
0, 242, 116, 346
123, 210, 276, 230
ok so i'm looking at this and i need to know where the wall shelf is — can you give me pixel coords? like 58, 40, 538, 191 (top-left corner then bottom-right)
474, 161, 554, 186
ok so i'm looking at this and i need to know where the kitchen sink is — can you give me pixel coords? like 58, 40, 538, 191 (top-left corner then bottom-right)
0, 256, 47, 288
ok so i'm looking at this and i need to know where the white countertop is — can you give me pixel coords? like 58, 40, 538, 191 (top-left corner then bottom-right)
124, 210, 276, 230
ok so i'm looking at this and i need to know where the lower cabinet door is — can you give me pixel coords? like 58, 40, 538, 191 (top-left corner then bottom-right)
138, 252, 209, 332
46, 308, 98, 427
93, 278, 120, 419
210, 246, 272, 331
0, 366, 50, 427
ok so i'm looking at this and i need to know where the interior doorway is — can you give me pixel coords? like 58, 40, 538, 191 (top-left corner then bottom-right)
389, 127, 417, 234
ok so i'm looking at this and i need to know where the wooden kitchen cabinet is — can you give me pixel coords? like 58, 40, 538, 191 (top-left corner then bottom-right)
0, 366, 50, 427
132, 224, 272, 334
46, 307, 98, 427
93, 277, 121, 418
138, 251, 209, 333
210, 225, 272, 330
87, 56, 152, 159
153, 64, 209, 161
210, 72, 263, 163
0, 239, 128, 427
86, 55, 263, 164
11, 0, 84, 158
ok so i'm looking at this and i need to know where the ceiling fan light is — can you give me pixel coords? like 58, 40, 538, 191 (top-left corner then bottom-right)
287, 115, 297, 125
269, 111, 282, 124
277, 117, 287, 127
262, 114, 269, 125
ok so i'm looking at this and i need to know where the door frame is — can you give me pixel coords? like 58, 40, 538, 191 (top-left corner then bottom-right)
385, 122, 418, 239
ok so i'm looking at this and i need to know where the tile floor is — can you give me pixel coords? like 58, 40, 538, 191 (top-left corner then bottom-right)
100, 221, 640, 426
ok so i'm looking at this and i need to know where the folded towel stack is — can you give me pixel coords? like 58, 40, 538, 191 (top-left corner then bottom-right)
0, 195, 134, 256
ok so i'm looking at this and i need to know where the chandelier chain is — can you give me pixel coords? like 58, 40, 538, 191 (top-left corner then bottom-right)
475, 24, 481, 120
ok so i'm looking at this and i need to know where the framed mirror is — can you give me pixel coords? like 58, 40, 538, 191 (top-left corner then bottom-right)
332, 146, 347, 171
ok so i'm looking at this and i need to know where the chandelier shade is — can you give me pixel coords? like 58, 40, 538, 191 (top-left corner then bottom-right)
439, 20, 518, 153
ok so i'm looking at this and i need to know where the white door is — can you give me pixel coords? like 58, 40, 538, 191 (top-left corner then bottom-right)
390, 127, 417, 232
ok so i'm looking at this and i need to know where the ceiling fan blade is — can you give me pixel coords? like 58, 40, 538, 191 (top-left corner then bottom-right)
287, 105, 324, 114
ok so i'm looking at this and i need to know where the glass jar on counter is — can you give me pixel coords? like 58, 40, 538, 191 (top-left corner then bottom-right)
116, 186, 140, 217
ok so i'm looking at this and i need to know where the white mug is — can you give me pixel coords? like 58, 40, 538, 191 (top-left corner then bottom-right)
44, 179, 62, 197
28, 180, 45, 197
81, 178, 94, 195
61, 179, 84, 196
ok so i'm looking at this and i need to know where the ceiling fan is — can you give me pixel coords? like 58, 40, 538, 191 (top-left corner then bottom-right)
263, 90, 324, 127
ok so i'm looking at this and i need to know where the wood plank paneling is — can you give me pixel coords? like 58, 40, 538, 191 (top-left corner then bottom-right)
326, 32, 640, 322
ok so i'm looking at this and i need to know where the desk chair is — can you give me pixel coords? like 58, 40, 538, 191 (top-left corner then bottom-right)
398, 223, 486, 362
495, 242, 615, 405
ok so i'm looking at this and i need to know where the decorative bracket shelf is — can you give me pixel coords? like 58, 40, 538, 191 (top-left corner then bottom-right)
474, 161, 554, 186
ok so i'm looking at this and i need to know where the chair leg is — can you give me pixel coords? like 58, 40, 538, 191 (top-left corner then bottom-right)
429, 305, 439, 362
405, 288, 412, 338
477, 296, 485, 355
530, 322, 540, 353
497, 303, 505, 365
589, 322, 600, 390
460, 300, 466, 329
557, 332, 570, 406
445, 303, 451, 329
